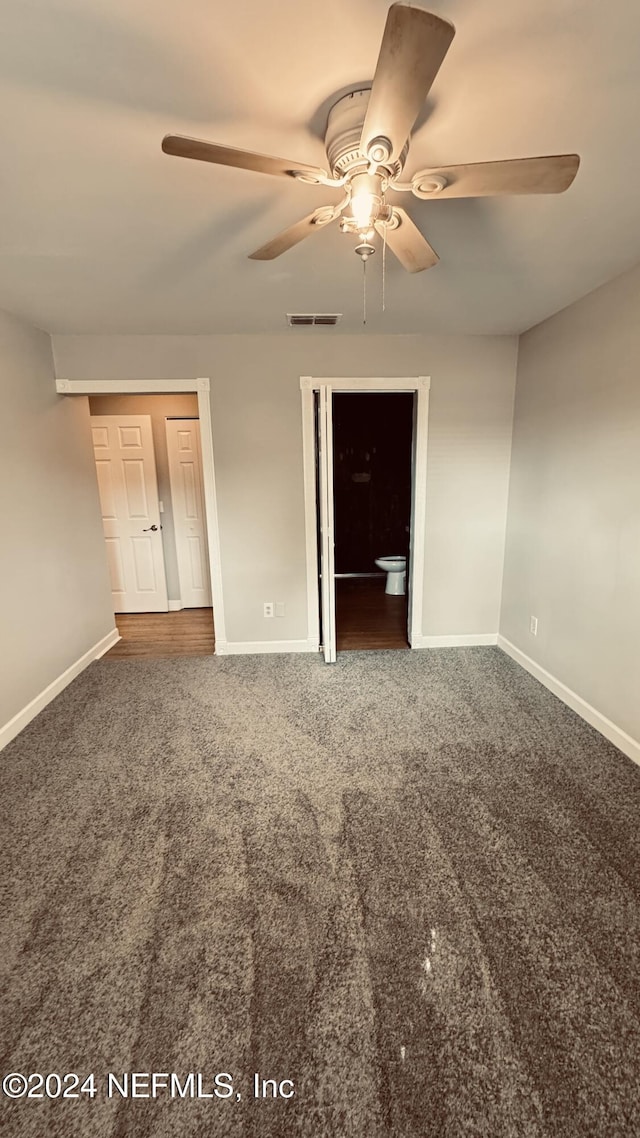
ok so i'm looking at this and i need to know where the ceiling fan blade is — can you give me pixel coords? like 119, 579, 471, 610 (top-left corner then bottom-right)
248, 209, 336, 260
375, 209, 439, 273
361, 4, 455, 164
412, 154, 580, 198
162, 135, 327, 181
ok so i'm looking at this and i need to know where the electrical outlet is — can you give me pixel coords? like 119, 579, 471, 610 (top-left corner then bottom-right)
275, 601, 285, 618
263, 602, 274, 618
529, 615, 538, 636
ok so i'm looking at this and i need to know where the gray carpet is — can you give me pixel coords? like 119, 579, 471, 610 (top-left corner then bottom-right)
1, 647, 639, 1137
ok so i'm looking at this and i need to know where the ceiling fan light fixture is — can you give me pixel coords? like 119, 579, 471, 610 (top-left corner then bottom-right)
350, 191, 382, 230
348, 170, 385, 231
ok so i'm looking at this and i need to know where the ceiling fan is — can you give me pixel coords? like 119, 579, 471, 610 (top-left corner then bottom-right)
162, 2, 579, 273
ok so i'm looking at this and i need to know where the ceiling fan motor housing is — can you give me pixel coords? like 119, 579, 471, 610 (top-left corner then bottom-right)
325, 89, 409, 179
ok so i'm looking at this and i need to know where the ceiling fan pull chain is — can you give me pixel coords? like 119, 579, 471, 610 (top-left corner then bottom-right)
363, 257, 367, 326
382, 222, 387, 313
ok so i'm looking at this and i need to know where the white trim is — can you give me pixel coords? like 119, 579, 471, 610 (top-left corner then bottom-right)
407, 381, 429, 644
0, 628, 120, 752
413, 633, 499, 648
300, 382, 320, 646
96, 629, 121, 656
318, 384, 337, 662
56, 378, 209, 395
300, 376, 430, 655
95, 632, 121, 660
56, 377, 226, 651
301, 376, 431, 392
498, 636, 640, 768
195, 382, 227, 646
168, 599, 183, 611
216, 638, 320, 656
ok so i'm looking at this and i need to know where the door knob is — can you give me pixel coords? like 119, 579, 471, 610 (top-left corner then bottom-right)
143, 524, 158, 532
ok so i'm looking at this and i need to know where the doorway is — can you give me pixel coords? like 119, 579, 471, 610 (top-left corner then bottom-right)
333, 392, 413, 651
301, 376, 430, 662
56, 377, 226, 657
88, 393, 215, 656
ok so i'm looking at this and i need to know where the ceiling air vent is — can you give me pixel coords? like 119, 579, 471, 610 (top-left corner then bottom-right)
286, 313, 343, 327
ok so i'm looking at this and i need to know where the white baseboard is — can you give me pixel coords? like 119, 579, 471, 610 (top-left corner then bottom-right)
95, 630, 121, 657
497, 636, 640, 768
216, 638, 320, 656
0, 628, 121, 753
412, 633, 498, 649
168, 600, 183, 611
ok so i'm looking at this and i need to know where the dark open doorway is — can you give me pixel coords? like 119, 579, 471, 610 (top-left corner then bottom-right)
332, 392, 414, 650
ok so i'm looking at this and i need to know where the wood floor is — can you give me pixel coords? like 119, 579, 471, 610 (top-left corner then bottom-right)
104, 583, 405, 659
104, 608, 215, 659
336, 577, 409, 651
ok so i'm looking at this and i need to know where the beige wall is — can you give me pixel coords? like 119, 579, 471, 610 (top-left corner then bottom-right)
54, 333, 518, 645
501, 261, 640, 742
0, 310, 114, 732
88, 393, 199, 603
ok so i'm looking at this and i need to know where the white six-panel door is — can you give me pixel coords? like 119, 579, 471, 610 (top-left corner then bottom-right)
165, 419, 212, 608
90, 414, 169, 613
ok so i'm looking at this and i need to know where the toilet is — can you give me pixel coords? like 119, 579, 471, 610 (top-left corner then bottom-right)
375, 556, 407, 595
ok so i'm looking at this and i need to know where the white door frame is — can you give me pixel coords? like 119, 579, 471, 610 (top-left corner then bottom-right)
56, 377, 227, 649
317, 385, 337, 663
300, 375, 430, 652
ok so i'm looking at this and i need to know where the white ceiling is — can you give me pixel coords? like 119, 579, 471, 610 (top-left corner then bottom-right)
1, 0, 639, 335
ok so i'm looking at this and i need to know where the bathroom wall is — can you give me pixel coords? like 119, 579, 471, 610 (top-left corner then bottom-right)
332, 392, 414, 573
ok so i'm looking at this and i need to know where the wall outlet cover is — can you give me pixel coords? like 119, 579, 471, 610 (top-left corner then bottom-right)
263, 602, 274, 618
